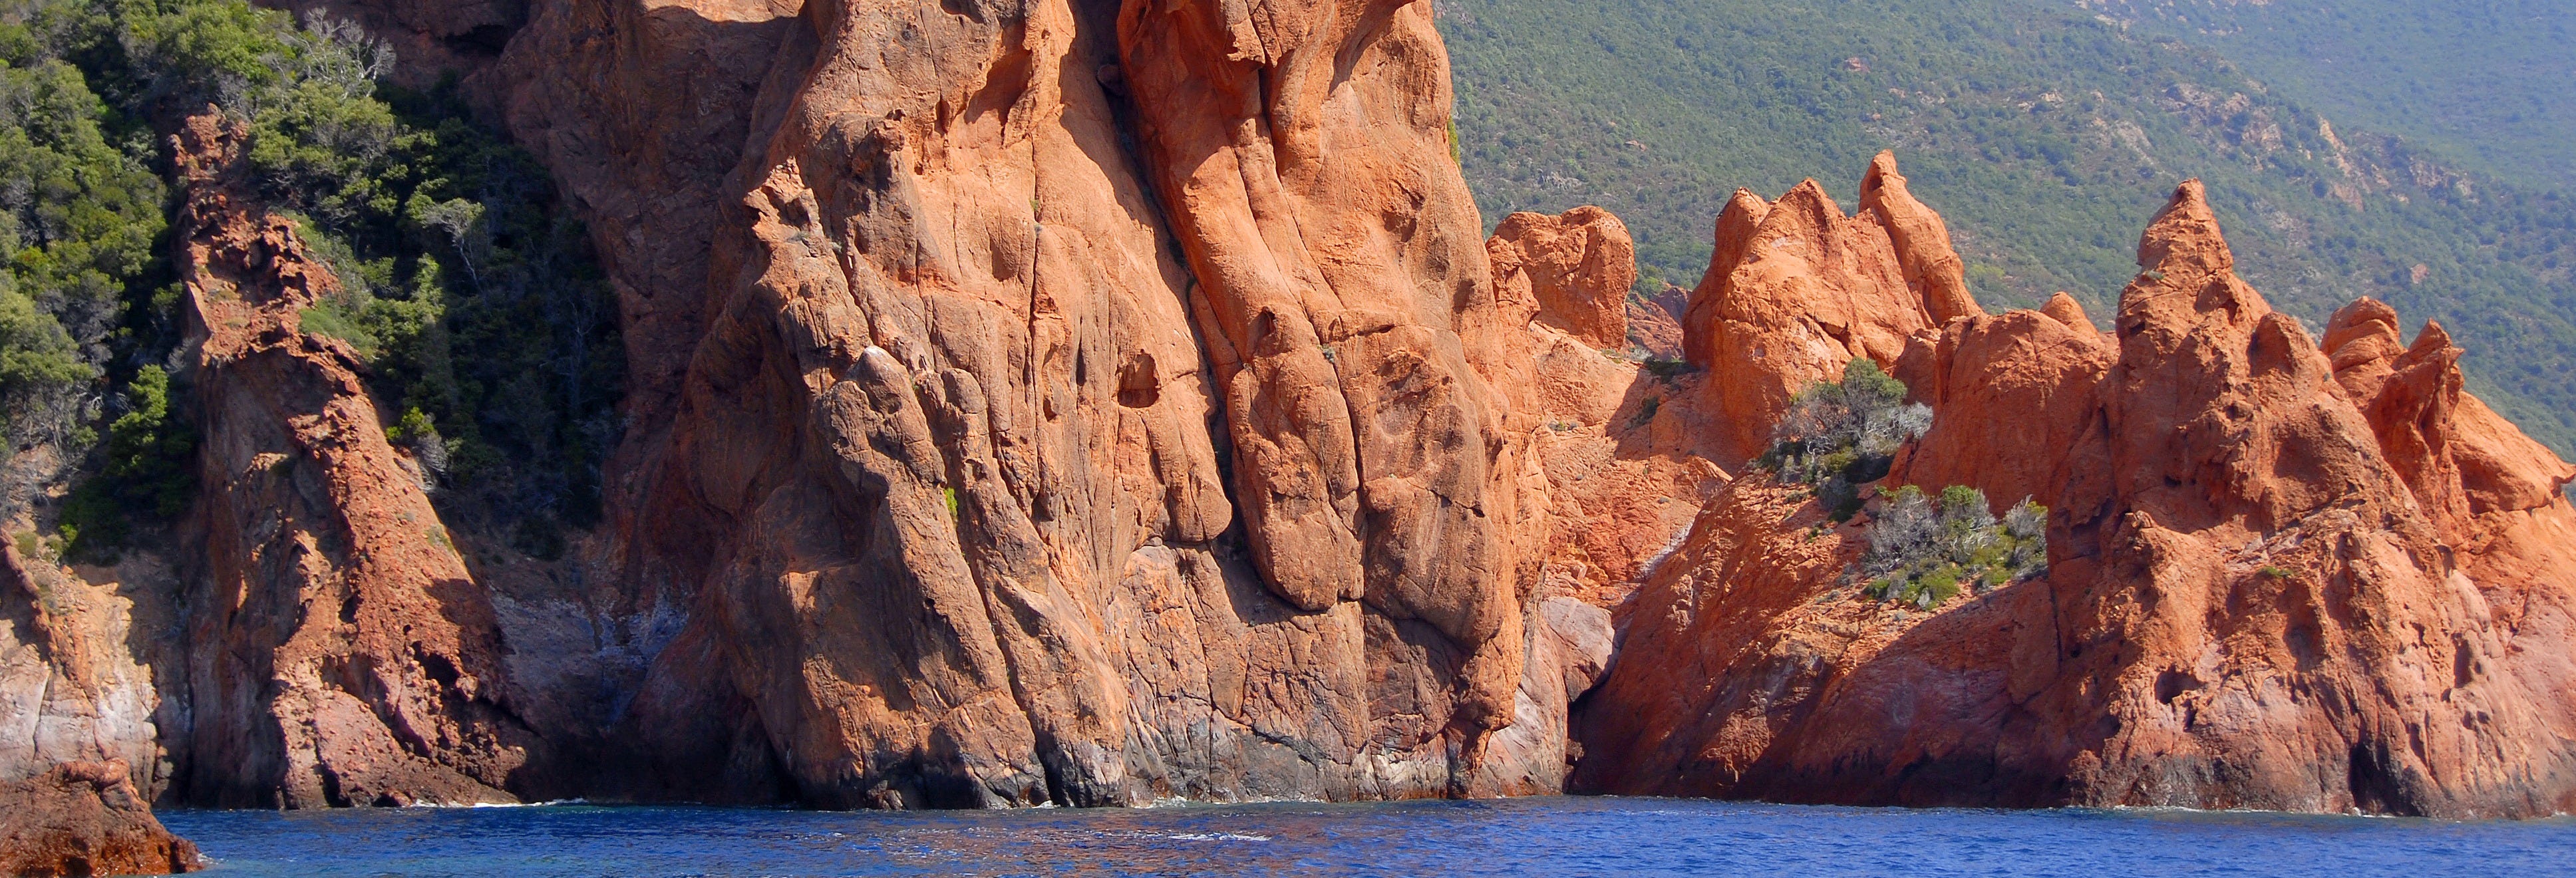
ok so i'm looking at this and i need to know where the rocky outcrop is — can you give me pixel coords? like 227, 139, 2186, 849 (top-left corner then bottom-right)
0, 760, 197, 876
1490, 207, 1637, 350
1478, 207, 1720, 606
1123, 0, 1541, 735
1, 539, 167, 798
2323, 299, 2576, 542
1677, 159, 1954, 464
1575, 180, 2576, 818
170, 115, 536, 807
1627, 293, 1685, 361
2041, 291, 2100, 335
1893, 307, 2113, 513
456, 0, 1591, 808
1860, 151, 1981, 324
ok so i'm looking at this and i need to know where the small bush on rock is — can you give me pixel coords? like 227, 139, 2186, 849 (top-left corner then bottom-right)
1759, 358, 1932, 520
1859, 485, 2046, 609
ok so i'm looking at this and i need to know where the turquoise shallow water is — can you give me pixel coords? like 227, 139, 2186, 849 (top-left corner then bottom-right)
156, 796, 2576, 877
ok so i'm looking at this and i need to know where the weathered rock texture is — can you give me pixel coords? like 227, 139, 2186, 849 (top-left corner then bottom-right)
404, 0, 1603, 807
1575, 179, 2576, 818
1626, 293, 1685, 361
34, 0, 2576, 821
1, 541, 167, 797
0, 760, 198, 876
1481, 208, 1720, 608
1490, 208, 1636, 350
170, 115, 536, 807
1474, 202, 1715, 788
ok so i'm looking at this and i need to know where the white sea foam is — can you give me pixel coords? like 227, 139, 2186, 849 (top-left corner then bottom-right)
397, 798, 590, 809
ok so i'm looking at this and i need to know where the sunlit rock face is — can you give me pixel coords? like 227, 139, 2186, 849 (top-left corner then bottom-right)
25, 0, 2573, 819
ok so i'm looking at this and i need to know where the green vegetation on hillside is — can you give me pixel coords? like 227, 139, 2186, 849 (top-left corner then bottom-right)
1441, 0, 2576, 453
0, 14, 165, 454
1, 0, 619, 558
2084, 1, 2576, 190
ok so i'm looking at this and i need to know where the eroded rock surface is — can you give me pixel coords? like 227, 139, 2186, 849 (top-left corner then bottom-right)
1678, 157, 1957, 464
41, 0, 2576, 819
1, 540, 167, 796
1490, 207, 1636, 350
480, 0, 1590, 807
171, 115, 534, 807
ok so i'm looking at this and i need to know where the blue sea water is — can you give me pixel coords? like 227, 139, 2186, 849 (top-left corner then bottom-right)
156, 796, 2576, 877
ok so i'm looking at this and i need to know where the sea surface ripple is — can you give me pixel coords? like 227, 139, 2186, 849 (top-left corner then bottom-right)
156, 796, 2576, 876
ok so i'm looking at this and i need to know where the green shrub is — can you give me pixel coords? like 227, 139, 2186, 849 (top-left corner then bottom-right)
1442, 0, 2576, 456
0, 0, 621, 552
59, 365, 194, 561
1762, 358, 1931, 520
0, 284, 92, 447
1640, 357, 1692, 380
0, 33, 167, 458
295, 296, 374, 352
1861, 485, 2046, 609
170, 6, 619, 530
1630, 395, 1660, 428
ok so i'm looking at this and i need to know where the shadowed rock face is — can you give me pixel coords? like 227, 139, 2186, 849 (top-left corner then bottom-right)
1576, 179, 2576, 819
0, 760, 198, 875
0, 537, 166, 799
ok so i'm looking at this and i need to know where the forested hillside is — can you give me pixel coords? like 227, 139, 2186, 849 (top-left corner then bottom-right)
0, 0, 617, 558
2081, 0, 2576, 190
1441, 0, 2576, 454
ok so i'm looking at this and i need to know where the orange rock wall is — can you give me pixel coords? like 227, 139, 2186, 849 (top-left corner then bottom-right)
0, 760, 197, 875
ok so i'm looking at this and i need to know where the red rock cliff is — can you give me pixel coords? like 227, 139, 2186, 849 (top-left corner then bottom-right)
169, 115, 540, 807
399, 0, 1587, 806
1575, 179, 2576, 818
0, 760, 198, 875
61, 0, 2576, 819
